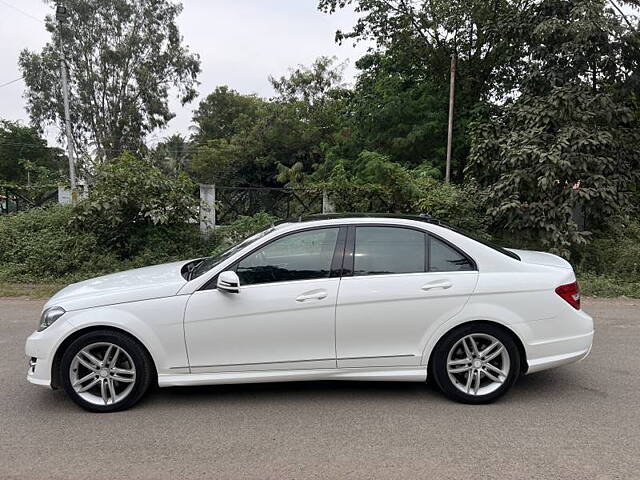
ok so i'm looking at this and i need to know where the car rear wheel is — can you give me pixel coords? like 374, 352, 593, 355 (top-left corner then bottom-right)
431, 324, 520, 404
60, 330, 153, 412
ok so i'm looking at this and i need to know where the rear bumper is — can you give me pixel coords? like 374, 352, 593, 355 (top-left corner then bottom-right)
512, 308, 594, 374
525, 330, 593, 373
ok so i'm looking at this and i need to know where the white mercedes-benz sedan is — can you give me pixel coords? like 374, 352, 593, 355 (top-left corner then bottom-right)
25, 214, 594, 412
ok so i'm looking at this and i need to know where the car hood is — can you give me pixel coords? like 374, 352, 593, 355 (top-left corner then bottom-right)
44, 260, 190, 311
507, 249, 573, 269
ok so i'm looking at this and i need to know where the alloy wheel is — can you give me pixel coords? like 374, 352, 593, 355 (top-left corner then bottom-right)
69, 342, 137, 406
446, 333, 510, 396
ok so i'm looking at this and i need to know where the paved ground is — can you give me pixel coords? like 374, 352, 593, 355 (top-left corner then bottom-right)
1, 297, 638, 480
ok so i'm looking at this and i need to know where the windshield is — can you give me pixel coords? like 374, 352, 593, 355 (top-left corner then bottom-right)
188, 227, 276, 279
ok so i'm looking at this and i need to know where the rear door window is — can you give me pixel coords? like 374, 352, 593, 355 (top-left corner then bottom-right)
353, 227, 426, 276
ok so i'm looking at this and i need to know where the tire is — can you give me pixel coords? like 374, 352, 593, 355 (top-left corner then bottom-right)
431, 323, 520, 404
60, 330, 153, 412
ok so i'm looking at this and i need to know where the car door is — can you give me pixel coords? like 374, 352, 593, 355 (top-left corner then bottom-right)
183, 227, 345, 373
335, 225, 479, 368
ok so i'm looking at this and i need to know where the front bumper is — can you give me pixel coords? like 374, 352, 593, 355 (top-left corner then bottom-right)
25, 319, 75, 388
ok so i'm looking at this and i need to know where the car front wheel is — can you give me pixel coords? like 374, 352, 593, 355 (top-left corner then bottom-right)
60, 330, 153, 412
432, 324, 520, 404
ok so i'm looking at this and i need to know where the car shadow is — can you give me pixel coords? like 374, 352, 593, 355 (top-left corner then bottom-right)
142, 367, 595, 409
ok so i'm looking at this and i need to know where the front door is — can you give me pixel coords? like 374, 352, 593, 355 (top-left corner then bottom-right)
184, 227, 343, 373
335, 226, 478, 368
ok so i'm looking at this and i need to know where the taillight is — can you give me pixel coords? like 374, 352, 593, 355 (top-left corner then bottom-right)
555, 281, 581, 310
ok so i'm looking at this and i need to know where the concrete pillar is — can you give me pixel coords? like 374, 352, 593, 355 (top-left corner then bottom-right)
200, 184, 216, 234
322, 190, 335, 214
58, 186, 72, 205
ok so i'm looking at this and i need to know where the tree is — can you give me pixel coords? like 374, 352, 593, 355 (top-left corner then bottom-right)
468, 0, 640, 256
150, 134, 192, 176
189, 58, 349, 187
74, 152, 197, 253
19, 0, 200, 164
191, 86, 263, 144
0, 120, 64, 184
318, 0, 536, 179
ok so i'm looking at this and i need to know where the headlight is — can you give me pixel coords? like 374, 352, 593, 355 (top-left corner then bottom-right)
38, 306, 66, 331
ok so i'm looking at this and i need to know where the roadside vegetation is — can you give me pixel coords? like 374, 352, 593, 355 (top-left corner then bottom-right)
1, 0, 639, 298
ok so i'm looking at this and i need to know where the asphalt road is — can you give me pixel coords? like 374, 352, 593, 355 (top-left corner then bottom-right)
1, 297, 639, 480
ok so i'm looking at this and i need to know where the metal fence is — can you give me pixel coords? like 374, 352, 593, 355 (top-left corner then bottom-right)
215, 186, 325, 223
0, 184, 58, 215
0, 183, 396, 233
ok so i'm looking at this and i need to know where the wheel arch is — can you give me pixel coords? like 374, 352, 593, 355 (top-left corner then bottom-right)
426, 320, 528, 378
50, 325, 157, 389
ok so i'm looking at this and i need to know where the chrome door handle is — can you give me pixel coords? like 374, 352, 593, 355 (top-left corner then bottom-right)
421, 280, 453, 291
296, 290, 328, 302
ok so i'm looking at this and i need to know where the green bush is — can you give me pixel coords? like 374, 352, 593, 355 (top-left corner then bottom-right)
0, 205, 118, 283
413, 177, 489, 235
321, 154, 490, 236
576, 221, 640, 283
209, 213, 278, 256
73, 152, 198, 257
0, 204, 277, 284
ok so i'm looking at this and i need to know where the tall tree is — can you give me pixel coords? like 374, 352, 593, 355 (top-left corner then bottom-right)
149, 134, 192, 177
191, 86, 263, 144
189, 58, 349, 187
318, 0, 536, 179
468, 0, 640, 255
19, 0, 200, 164
0, 120, 64, 184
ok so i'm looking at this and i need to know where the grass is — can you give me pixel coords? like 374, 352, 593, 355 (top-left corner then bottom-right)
578, 272, 640, 299
0, 282, 64, 299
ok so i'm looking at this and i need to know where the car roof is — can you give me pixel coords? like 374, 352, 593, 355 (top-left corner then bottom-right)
275, 213, 521, 262
280, 212, 439, 225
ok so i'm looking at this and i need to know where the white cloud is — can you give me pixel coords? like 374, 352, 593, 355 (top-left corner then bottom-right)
0, 0, 368, 147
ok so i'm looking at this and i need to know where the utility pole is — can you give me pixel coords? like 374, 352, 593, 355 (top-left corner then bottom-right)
56, 2, 77, 203
445, 54, 456, 184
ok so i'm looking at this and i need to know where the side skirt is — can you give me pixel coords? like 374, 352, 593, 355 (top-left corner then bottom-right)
158, 366, 428, 388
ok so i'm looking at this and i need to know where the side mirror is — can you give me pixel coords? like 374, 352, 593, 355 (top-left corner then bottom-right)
217, 271, 240, 294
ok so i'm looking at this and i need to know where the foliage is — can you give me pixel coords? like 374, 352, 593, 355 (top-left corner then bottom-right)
150, 134, 192, 177
577, 272, 640, 298
0, 205, 117, 282
191, 86, 263, 144
209, 213, 278, 256
577, 221, 640, 281
0, 120, 64, 184
73, 153, 198, 255
318, 0, 536, 179
469, 85, 640, 256
19, 0, 200, 163
188, 58, 349, 187
0, 201, 276, 284
414, 177, 489, 235
320, 151, 489, 233
331, 60, 449, 175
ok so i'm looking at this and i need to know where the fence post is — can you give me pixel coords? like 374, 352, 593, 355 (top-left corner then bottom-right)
58, 185, 72, 205
199, 184, 216, 235
322, 190, 335, 214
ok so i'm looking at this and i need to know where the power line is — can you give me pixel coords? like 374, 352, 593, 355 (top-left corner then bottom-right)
0, 76, 23, 88
0, 0, 43, 23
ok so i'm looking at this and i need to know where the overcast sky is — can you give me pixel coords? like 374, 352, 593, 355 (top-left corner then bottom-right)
0, 0, 368, 147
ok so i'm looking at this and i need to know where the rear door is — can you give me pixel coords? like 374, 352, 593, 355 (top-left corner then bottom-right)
335, 225, 478, 368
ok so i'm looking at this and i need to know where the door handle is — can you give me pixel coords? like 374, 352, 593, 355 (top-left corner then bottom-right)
296, 290, 328, 302
421, 280, 453, 291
